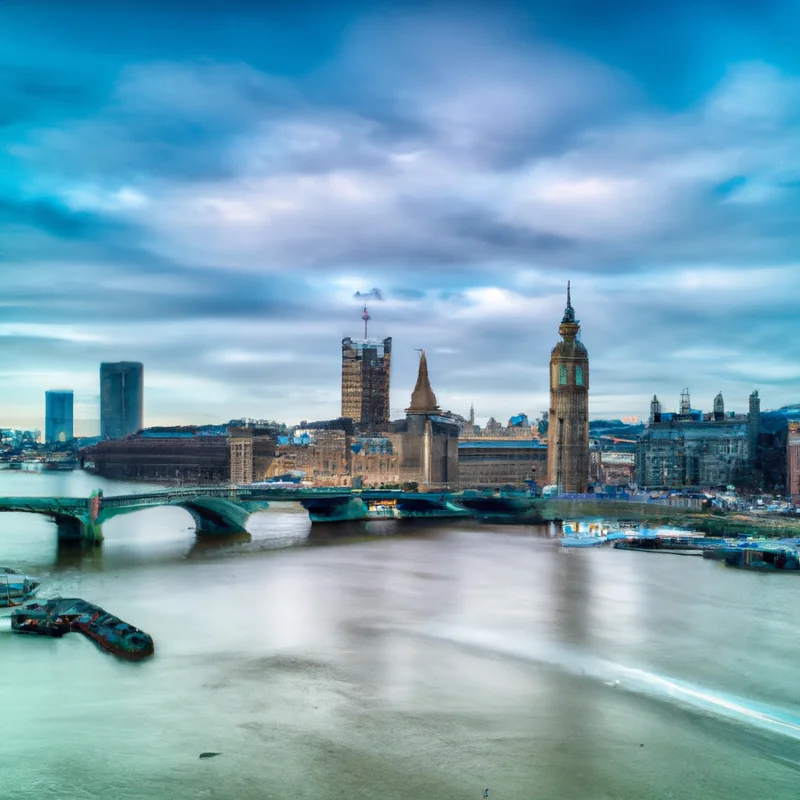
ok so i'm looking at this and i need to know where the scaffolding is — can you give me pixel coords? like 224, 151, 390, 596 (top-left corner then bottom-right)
341, 337, 392, 428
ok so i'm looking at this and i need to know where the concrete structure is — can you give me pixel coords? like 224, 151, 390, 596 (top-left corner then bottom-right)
341, 309, 391, 429
788, 421, 800, 500
547, 283, 590, 493
458, 440, 547, 488
45, 390, 74, 444
100, 362, 143, 439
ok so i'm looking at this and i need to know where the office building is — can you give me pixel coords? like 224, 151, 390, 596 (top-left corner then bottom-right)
100, 361, 143, 439
45, 390, 74, 443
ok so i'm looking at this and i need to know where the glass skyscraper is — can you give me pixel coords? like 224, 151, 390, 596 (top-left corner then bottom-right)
100, 362, 144, 439
45, 390, 74, 443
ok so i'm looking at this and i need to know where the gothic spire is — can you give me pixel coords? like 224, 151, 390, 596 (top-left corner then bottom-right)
406, 349, 440, 414
561, 281, 576, 324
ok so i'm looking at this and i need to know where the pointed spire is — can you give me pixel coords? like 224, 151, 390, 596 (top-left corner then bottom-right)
561, 281, 576, 324
406, 349, 440, 414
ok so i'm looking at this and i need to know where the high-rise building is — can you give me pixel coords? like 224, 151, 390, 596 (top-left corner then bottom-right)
547, 283, 590, 493
748, 390, 761, 467
45, 390, 74, 443
341, 306, 391, 429
100, 362, 143, 439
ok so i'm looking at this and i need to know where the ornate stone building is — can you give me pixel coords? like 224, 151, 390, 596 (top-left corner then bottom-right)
547, 284, 590, 493
266, 350, 458, 488
635, 391, 759, 488
392, 350, 459, 486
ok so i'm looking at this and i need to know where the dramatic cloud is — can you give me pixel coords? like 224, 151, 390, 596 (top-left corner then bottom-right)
1, 0, 800, 432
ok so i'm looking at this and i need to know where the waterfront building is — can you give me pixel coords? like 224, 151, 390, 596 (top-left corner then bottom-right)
636, 390, 757, 488
45, 390, 74, 444
83, 425, 277, 484
547, 283, 590, 493
458, 440, 547, 488
341, 307, 391, 430
267, 351, 458, 488
100, 362, 143, 439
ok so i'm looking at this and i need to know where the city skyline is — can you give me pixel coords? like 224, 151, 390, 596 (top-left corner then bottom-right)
3, 1, 800, 432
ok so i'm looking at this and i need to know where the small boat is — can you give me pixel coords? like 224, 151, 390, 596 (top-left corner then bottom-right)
11, 598, 154, 659
561, 519, 609, 547
0, 567, 41, 607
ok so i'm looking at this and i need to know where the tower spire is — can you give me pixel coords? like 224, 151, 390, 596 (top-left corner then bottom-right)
405, 349, 440, 414
362, 305, 371, 338
561, 281, 576, 324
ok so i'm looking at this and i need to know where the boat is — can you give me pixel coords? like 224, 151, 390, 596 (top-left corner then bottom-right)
613, 528, 714, 556
723, 545, 800, 572
11, 598, 154, 659
0, 567, 41, 607
560, 519, 609, 547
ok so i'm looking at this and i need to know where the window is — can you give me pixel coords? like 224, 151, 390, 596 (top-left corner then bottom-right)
576, 366, 584, 386
559, 365, 567, 385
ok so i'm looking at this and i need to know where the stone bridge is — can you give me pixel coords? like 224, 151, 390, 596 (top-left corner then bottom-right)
0, 485, 721, 544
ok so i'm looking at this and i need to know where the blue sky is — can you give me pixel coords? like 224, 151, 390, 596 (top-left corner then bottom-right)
2, 0, 800, 434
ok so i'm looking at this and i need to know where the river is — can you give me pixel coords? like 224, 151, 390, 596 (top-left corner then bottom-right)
2, 468, 800, 799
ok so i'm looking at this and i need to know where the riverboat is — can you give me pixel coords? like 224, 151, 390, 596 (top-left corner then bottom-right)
0, 567, 41, 607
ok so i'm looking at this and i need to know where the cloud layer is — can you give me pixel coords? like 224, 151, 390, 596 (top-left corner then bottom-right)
2, 1, 800, 432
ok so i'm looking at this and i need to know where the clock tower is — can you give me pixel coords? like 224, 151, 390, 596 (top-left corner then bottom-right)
547, 283, 590, 493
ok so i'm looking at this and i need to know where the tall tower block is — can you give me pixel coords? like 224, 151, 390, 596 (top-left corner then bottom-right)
341, 306, 391, 429
547, 283, 590, 493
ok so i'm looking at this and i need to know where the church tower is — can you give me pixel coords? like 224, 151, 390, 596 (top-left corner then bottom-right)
547, 283, 590, 493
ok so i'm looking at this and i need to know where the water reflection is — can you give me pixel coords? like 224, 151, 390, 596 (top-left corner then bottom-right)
553, 546, 591, 646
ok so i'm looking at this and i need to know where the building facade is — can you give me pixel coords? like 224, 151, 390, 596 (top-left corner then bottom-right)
100, 361, 144, 439
458, 440, 547, 488
267, 350, 458, 488
788, 421, 800, 500
547, 284, 590, 493
636, 390, 760, 489
83, 425, 277, 484
341, 336, 391, 429
393, 350, 459, 486
45, 390, 74, 443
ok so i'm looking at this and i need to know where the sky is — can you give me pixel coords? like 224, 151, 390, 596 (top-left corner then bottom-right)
2, 0, 800, 434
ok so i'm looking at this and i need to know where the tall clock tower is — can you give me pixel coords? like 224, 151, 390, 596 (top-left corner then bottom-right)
547, 283, 590, 493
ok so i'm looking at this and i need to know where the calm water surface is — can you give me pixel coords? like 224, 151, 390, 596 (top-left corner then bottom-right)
2, 469, 800, 799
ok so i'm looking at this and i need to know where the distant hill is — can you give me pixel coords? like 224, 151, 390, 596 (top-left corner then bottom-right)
759, 405, 800, 433
590, 419, 645, 438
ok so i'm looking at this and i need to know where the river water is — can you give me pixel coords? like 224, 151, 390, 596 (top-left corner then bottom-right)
2, 469, 800, 799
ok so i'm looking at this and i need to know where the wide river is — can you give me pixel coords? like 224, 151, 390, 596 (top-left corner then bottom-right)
2, 469, 800, 799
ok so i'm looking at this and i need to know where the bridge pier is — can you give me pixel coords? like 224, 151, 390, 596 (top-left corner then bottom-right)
300, 497, 369, 523
54, 514, 104, 544
179, 499, 270, 535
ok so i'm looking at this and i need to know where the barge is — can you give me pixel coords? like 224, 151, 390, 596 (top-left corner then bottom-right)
11, 598, 154, 659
